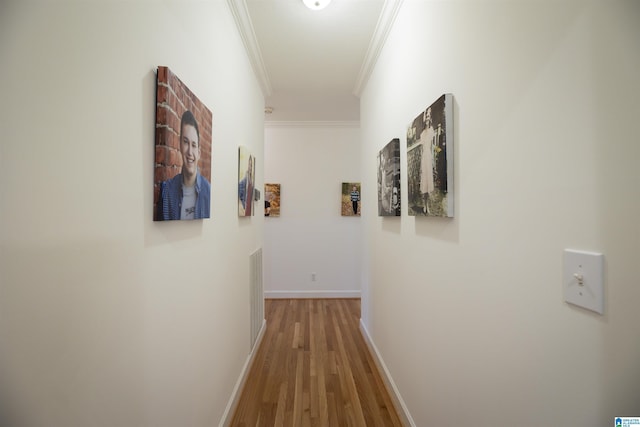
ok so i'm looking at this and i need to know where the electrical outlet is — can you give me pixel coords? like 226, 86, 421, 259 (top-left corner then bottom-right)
311, 272, 316, 282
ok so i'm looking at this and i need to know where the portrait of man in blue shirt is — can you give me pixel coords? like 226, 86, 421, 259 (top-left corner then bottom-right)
156, 110, 211, 220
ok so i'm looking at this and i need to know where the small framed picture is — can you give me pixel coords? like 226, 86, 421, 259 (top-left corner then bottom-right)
238, 146, 256, 217
341, 182, 361, 217
264, 183, 281, 217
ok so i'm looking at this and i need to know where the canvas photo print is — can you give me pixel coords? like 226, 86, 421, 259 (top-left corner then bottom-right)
406, 93, 453, 217
264, 183, 281, 217
377, 138, 401, 216
154, 66, 212, 221
341, 182, 361, 217
238, 146, 256, 217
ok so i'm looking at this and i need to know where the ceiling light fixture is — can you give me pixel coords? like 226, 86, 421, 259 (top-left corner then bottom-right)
303, 0, 331, 11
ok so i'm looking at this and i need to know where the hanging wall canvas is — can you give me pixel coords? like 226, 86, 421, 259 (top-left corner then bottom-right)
377, 138, 401, 216
341, 182, 361, 217
264, 183, 281, 217
238, 146, 256, 217
406, 93, 454, 217
154, 66, 212, 221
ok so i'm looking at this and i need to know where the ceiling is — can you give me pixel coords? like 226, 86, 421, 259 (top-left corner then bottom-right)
230, 0, 402, 122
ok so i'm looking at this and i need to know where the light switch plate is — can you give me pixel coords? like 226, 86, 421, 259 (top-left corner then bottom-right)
563, 249, 604, 314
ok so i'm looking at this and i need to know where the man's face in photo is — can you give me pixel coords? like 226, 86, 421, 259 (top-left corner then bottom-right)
180, 123, 200, 178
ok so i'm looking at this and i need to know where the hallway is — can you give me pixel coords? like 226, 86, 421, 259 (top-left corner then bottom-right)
230, 299, 403, 426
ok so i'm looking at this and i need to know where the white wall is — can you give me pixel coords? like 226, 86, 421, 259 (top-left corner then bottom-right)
264, 124, 362, 298
0, 1, 264, 426
360, 1, 640, 426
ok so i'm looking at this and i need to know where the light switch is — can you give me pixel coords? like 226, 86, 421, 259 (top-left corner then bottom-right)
563, 249, 604, 314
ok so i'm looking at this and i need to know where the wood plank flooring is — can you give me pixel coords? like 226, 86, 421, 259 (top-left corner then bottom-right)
230, 299, 404, 427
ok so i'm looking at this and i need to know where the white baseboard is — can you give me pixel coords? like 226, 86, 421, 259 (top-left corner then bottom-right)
219, 318, 266, 427
359, 319, 416, 427
264, 290, 361, 299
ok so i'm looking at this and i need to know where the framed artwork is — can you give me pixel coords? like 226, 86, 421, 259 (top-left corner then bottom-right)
154, 66, 212, 221
377, 138, 401, 216
406, 93, 454, 217
264, 183, 281, 217
341, 182, 361, 217
238, 146, 256, 217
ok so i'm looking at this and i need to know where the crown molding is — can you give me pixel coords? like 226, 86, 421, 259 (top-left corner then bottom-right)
265, 121, 360, 129
227, 0, 273, 97
353, 0, 404, 97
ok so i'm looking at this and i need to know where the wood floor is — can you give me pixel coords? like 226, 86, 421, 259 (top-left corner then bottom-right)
230, 299, 404, 427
